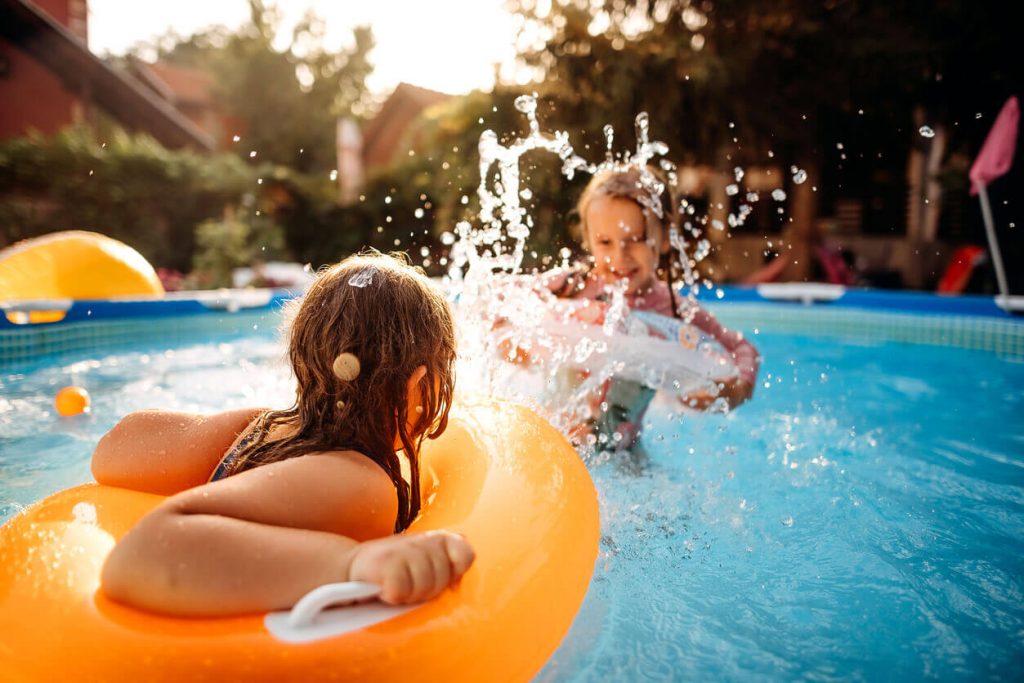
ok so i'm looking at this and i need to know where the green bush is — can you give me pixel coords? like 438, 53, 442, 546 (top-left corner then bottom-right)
189, 213, 286, 288
0, 127, 254, 271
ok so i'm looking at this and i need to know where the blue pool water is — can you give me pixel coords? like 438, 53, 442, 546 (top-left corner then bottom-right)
1, 309, 1022, 680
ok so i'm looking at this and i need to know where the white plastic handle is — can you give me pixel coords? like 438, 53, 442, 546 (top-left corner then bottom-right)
286, 581, 382, 628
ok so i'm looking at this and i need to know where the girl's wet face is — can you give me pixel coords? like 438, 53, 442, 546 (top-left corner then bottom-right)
585, 195, 660, 295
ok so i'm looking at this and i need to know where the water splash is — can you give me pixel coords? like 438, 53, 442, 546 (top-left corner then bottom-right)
347, 271, 373, 288
447, 95, 755, 446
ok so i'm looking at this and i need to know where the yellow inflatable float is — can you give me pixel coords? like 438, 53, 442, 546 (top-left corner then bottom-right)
0, 397, 599, 682
0, 230, 164, 302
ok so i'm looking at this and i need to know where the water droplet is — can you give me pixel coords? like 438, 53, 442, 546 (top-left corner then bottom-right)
348, 271, 374, 288
791, 168, 808, 184
771, 189, 787, 201
513, 95, 537, 115
725, 184, 739, 196
918, 126, 935, 138
329, 170, 338, 181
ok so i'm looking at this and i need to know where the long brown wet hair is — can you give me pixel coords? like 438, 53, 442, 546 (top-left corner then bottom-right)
223, 251, 456, 532
558, 166, 687, 318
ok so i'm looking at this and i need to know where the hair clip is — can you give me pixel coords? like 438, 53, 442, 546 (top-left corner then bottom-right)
332, 352, 361, 382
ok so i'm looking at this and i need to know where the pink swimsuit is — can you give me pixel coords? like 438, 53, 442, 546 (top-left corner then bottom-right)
545, 271, 760, 452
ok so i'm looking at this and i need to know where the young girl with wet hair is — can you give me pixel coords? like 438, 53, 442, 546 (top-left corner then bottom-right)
93, 251, 474, 616
542, 166, 760, 449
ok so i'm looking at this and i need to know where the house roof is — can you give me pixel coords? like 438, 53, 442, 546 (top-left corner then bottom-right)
361, 82, 451, 169
138, 61, 216, 108
0, 0, 214, 150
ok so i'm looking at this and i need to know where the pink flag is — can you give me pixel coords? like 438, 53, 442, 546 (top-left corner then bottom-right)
970, 96, 1019, 195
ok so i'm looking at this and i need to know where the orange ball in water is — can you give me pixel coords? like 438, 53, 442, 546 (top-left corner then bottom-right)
55, 386, 91, 416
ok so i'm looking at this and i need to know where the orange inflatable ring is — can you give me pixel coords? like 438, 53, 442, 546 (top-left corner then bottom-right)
0, 397, 599, 682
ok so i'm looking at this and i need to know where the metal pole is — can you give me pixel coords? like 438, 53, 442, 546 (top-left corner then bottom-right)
977, 183, 1011, 301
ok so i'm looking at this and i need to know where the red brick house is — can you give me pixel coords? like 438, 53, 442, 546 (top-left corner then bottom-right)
0, 0, 212, 150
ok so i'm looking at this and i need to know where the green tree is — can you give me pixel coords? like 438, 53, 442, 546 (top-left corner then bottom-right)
508, 0, 1017, 162
133, 0, 374, 172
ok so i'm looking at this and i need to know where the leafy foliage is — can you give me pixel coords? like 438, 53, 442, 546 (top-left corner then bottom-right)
509, 0, 1019, 163
0, 127, 253, 270
132, 0, 374, 172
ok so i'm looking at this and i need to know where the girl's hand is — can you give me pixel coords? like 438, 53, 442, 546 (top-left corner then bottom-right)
498, 336, 532, 364
567, 299, 606, 325
347, 531, 475, 605
680, 376, 755, 411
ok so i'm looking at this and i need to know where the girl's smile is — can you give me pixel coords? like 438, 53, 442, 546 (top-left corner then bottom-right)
585, 195, 659, 295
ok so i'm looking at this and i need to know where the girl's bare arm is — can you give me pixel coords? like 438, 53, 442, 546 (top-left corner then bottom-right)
99, 450, 475, 616
92, 408, 265, 494
685, 307, 761, 408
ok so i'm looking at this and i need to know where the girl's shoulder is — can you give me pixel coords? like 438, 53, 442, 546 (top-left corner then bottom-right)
93, 407, 268, 495
174, 446, 400, 541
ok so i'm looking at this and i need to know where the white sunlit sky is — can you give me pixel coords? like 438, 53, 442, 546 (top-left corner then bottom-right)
87, 0, 531, 96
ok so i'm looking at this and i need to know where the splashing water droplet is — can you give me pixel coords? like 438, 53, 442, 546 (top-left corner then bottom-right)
635, 112, 650, 143
772, 189, 787, 201
440, 231, 456, 246
725, 184, 739, 196
791, 168, 807, 184
734, 166, 744, 182
514, 95, 537, 115
348, 271, 373, 288
918, 126, 935, 138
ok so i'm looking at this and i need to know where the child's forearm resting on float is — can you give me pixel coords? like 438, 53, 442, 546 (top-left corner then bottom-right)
100, 451, 473, 617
